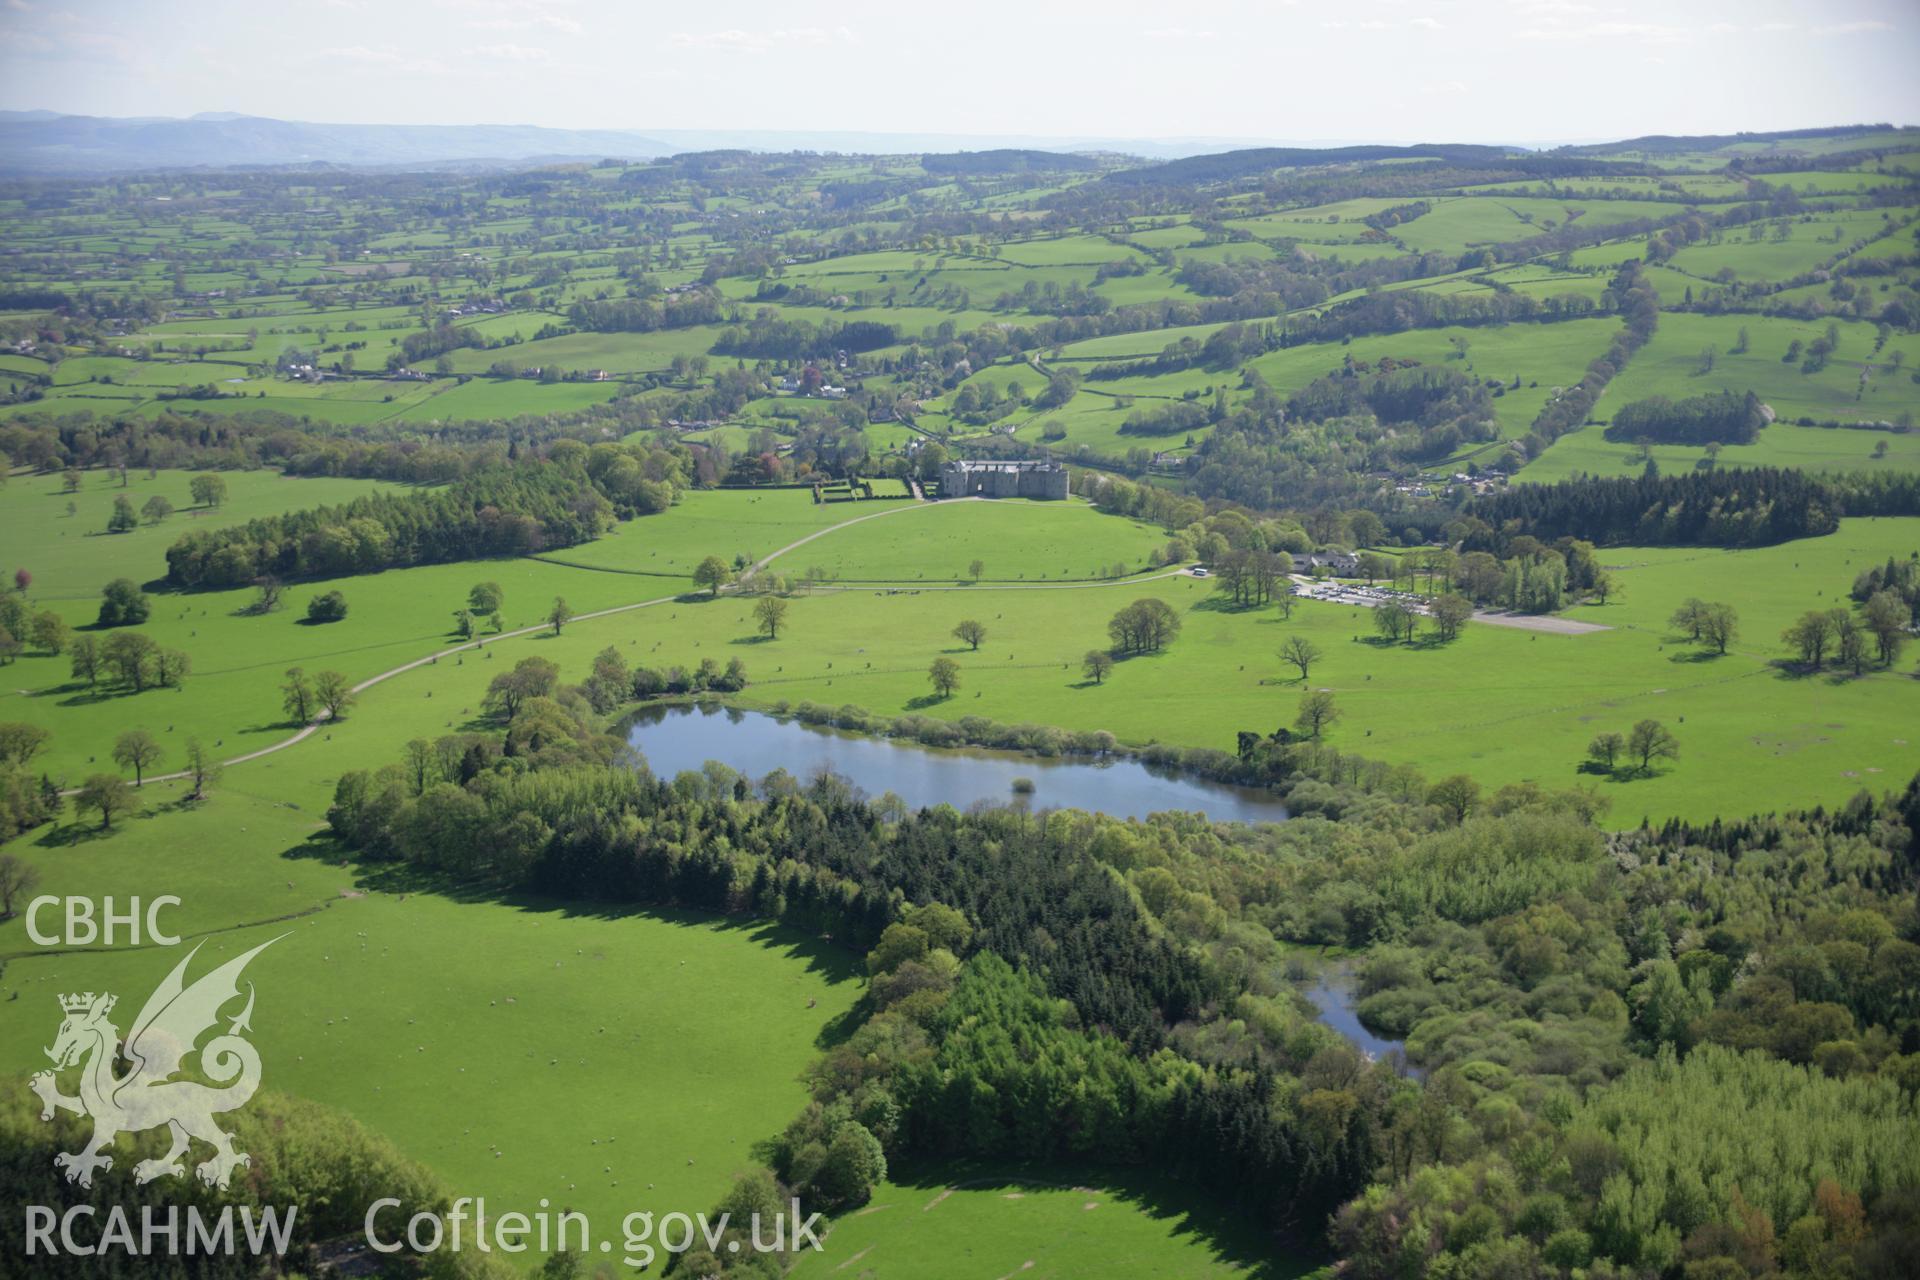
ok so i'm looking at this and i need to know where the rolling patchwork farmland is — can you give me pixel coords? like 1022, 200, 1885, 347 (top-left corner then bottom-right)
3, 120, 1920, 1278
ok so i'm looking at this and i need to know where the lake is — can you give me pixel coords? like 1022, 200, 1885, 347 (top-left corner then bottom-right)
1304, 967, 1421, 1076
624, 703, 1290, 825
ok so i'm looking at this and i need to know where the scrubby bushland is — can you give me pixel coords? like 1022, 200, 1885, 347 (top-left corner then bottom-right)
0, 1085, 495, 1279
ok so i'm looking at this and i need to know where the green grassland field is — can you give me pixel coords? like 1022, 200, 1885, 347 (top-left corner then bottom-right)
0, 484, 1330, 1276
7, 479, 1913, 837
786, 1168, 1308, 1280
1522, 313, 1920, 481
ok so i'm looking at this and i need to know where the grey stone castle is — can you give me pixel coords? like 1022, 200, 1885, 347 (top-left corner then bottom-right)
939, 459, 1068, 500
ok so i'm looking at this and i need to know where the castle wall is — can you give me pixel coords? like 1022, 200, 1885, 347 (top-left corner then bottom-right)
939, 461, 1066, 499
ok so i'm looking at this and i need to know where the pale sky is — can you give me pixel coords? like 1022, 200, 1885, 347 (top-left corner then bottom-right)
3, 0, 1918, 144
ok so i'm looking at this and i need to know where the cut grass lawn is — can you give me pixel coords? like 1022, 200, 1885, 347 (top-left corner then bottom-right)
604, 529, 1920, 828
0, 552, 691, 783
0, 785, 860, 1246
9, 485, 1906, 828
1, 490, 1166, 780
761, 496, 1168, 582
532, 487, 864, 581
2, 472, 792, 780
786, 1166, 1314, 1280
35, 497, 1885, 832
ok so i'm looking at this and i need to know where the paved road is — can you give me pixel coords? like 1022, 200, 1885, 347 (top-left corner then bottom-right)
1466, 609, 1611, 635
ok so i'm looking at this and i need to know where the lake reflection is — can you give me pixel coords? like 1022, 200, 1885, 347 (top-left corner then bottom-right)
1304, 967, 1422, 1077
624, 703, 1290, 826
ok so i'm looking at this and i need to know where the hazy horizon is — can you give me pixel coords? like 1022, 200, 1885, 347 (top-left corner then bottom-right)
2, 110, 1903, 151
4, 0, 1918, 145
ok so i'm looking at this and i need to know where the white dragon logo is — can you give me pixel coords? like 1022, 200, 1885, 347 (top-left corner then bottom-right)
29, 936, 282, 1190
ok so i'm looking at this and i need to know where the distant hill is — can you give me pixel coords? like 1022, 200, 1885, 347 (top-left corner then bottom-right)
0, 113, 676, 173
0, 113, 1436, 175
1104, 143, 1526, 185
1567, 124, 1907, 156
1101, 125, 1920, 187
920, 149, 1101, 175
9, 113, 1910, 179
